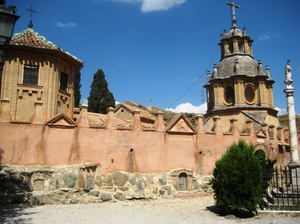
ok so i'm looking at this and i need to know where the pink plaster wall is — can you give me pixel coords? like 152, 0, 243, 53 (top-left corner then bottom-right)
0, 124, 199, 175
0, 122, 295, 175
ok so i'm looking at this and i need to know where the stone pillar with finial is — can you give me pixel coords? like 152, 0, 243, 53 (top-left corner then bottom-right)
284, 60, 299, 167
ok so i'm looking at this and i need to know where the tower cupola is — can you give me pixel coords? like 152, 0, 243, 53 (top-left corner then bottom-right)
204, 2, 278, 131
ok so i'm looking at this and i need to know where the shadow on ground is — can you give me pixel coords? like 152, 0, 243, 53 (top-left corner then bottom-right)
206, 205, 255, 219
0, 205, 36, 223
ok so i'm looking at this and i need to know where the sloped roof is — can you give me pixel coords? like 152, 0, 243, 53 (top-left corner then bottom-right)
9, 28, 83, 65
46, 113, 77, 128
87, 112, 132, 128
115, 103, 156, 122
165, 113, 196, 134
256, 129, 267, 139
86, 111, 153, 129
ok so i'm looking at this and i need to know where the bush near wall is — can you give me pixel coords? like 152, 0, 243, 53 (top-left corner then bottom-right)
211, 140, 263, 214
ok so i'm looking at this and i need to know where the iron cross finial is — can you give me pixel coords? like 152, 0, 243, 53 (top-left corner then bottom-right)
26, 5, 37, 28
226, 1, 240, 28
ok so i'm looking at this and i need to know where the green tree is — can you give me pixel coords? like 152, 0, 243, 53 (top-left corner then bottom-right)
74, 72, 81, 108
254, 150, 276, 193
88, 69, 115, 113
211, 140, 263, 214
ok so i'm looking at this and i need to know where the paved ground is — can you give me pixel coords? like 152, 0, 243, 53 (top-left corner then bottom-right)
0, 195, 299, 224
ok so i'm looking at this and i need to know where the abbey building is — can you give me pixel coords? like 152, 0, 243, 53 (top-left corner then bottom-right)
0, 2, 298, 201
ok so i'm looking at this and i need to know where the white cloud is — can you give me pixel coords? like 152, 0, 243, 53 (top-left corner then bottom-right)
140, 0, 186, 12
259, 33, 270, 41
111, 0, 186, 12
166, 102, 207, 114
55, 22, 76, 28
275, 107, 287, 116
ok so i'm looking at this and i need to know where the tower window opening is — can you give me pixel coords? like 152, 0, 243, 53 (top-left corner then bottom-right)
224, 86, 235, 105
238, 43, 243, 53
60, 72, 68, 92
244, 84, 255, 104
23, 65, 39, 85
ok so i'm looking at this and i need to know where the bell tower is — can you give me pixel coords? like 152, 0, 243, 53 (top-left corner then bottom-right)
204, 2, 278, 131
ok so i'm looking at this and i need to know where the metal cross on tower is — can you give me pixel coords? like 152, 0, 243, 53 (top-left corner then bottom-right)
226, 1, 240, 28
26, 5, 37, 28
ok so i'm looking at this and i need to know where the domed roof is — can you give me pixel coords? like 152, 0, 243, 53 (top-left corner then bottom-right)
223, 27, 244, 38
217, 55, 262, 78
9, 28, 83, 65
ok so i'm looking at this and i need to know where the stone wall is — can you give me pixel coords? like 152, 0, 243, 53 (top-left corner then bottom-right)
0, 165, 212, 205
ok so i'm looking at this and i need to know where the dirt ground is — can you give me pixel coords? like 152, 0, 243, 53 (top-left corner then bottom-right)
0, 195, 299, 224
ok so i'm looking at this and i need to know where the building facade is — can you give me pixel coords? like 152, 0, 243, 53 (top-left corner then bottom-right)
204, 7, 279, 132
0, 4, 298, 181
0, 28, 83, 123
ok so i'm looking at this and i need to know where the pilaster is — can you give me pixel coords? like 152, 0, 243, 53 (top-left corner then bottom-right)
229, 118, 240, 135
153, 111, 165, 132
211, 116, 222, 134
105, 107, 116, 129
195, 114, 205, 134
132, 110, 142, 131
245, 120, 255, 136
76, 104, 90, 128
0, 98, 11, 122
31, 100, 44, 124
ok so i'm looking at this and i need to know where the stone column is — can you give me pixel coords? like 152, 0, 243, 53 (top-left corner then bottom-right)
283, 61, 299, 166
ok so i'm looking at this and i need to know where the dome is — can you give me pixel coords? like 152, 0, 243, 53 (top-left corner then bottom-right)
217, 55, 262, 78
223, 27, 244, 38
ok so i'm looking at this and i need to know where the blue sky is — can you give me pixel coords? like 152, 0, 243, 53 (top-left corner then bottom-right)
7, 0, 300, 114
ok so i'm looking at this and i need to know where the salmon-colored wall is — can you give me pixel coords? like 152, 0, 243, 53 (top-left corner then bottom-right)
0, 124, 199, 175
0, 122, 295, 176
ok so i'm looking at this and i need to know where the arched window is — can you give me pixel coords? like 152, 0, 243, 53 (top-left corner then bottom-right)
178, 173, 187, 191
244, 84, 256, 104
224, 86, 235, 105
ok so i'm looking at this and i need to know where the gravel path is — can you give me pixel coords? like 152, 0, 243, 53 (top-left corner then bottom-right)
1, 195, 299, 224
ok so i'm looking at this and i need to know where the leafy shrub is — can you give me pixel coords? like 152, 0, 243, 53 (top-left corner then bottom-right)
211, 140, 263, 214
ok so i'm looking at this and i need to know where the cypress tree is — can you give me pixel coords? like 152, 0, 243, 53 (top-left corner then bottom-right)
88, 69, 115, 113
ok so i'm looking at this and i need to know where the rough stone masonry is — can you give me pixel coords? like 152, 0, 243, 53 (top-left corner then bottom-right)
0, 164, 212, 205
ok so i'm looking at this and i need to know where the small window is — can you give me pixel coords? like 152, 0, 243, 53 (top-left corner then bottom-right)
245, 84, 255, 104
179, 173, 187, 191
23, 65, 39, 85
60, 72, 68, 91
224, 86, 235, 105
